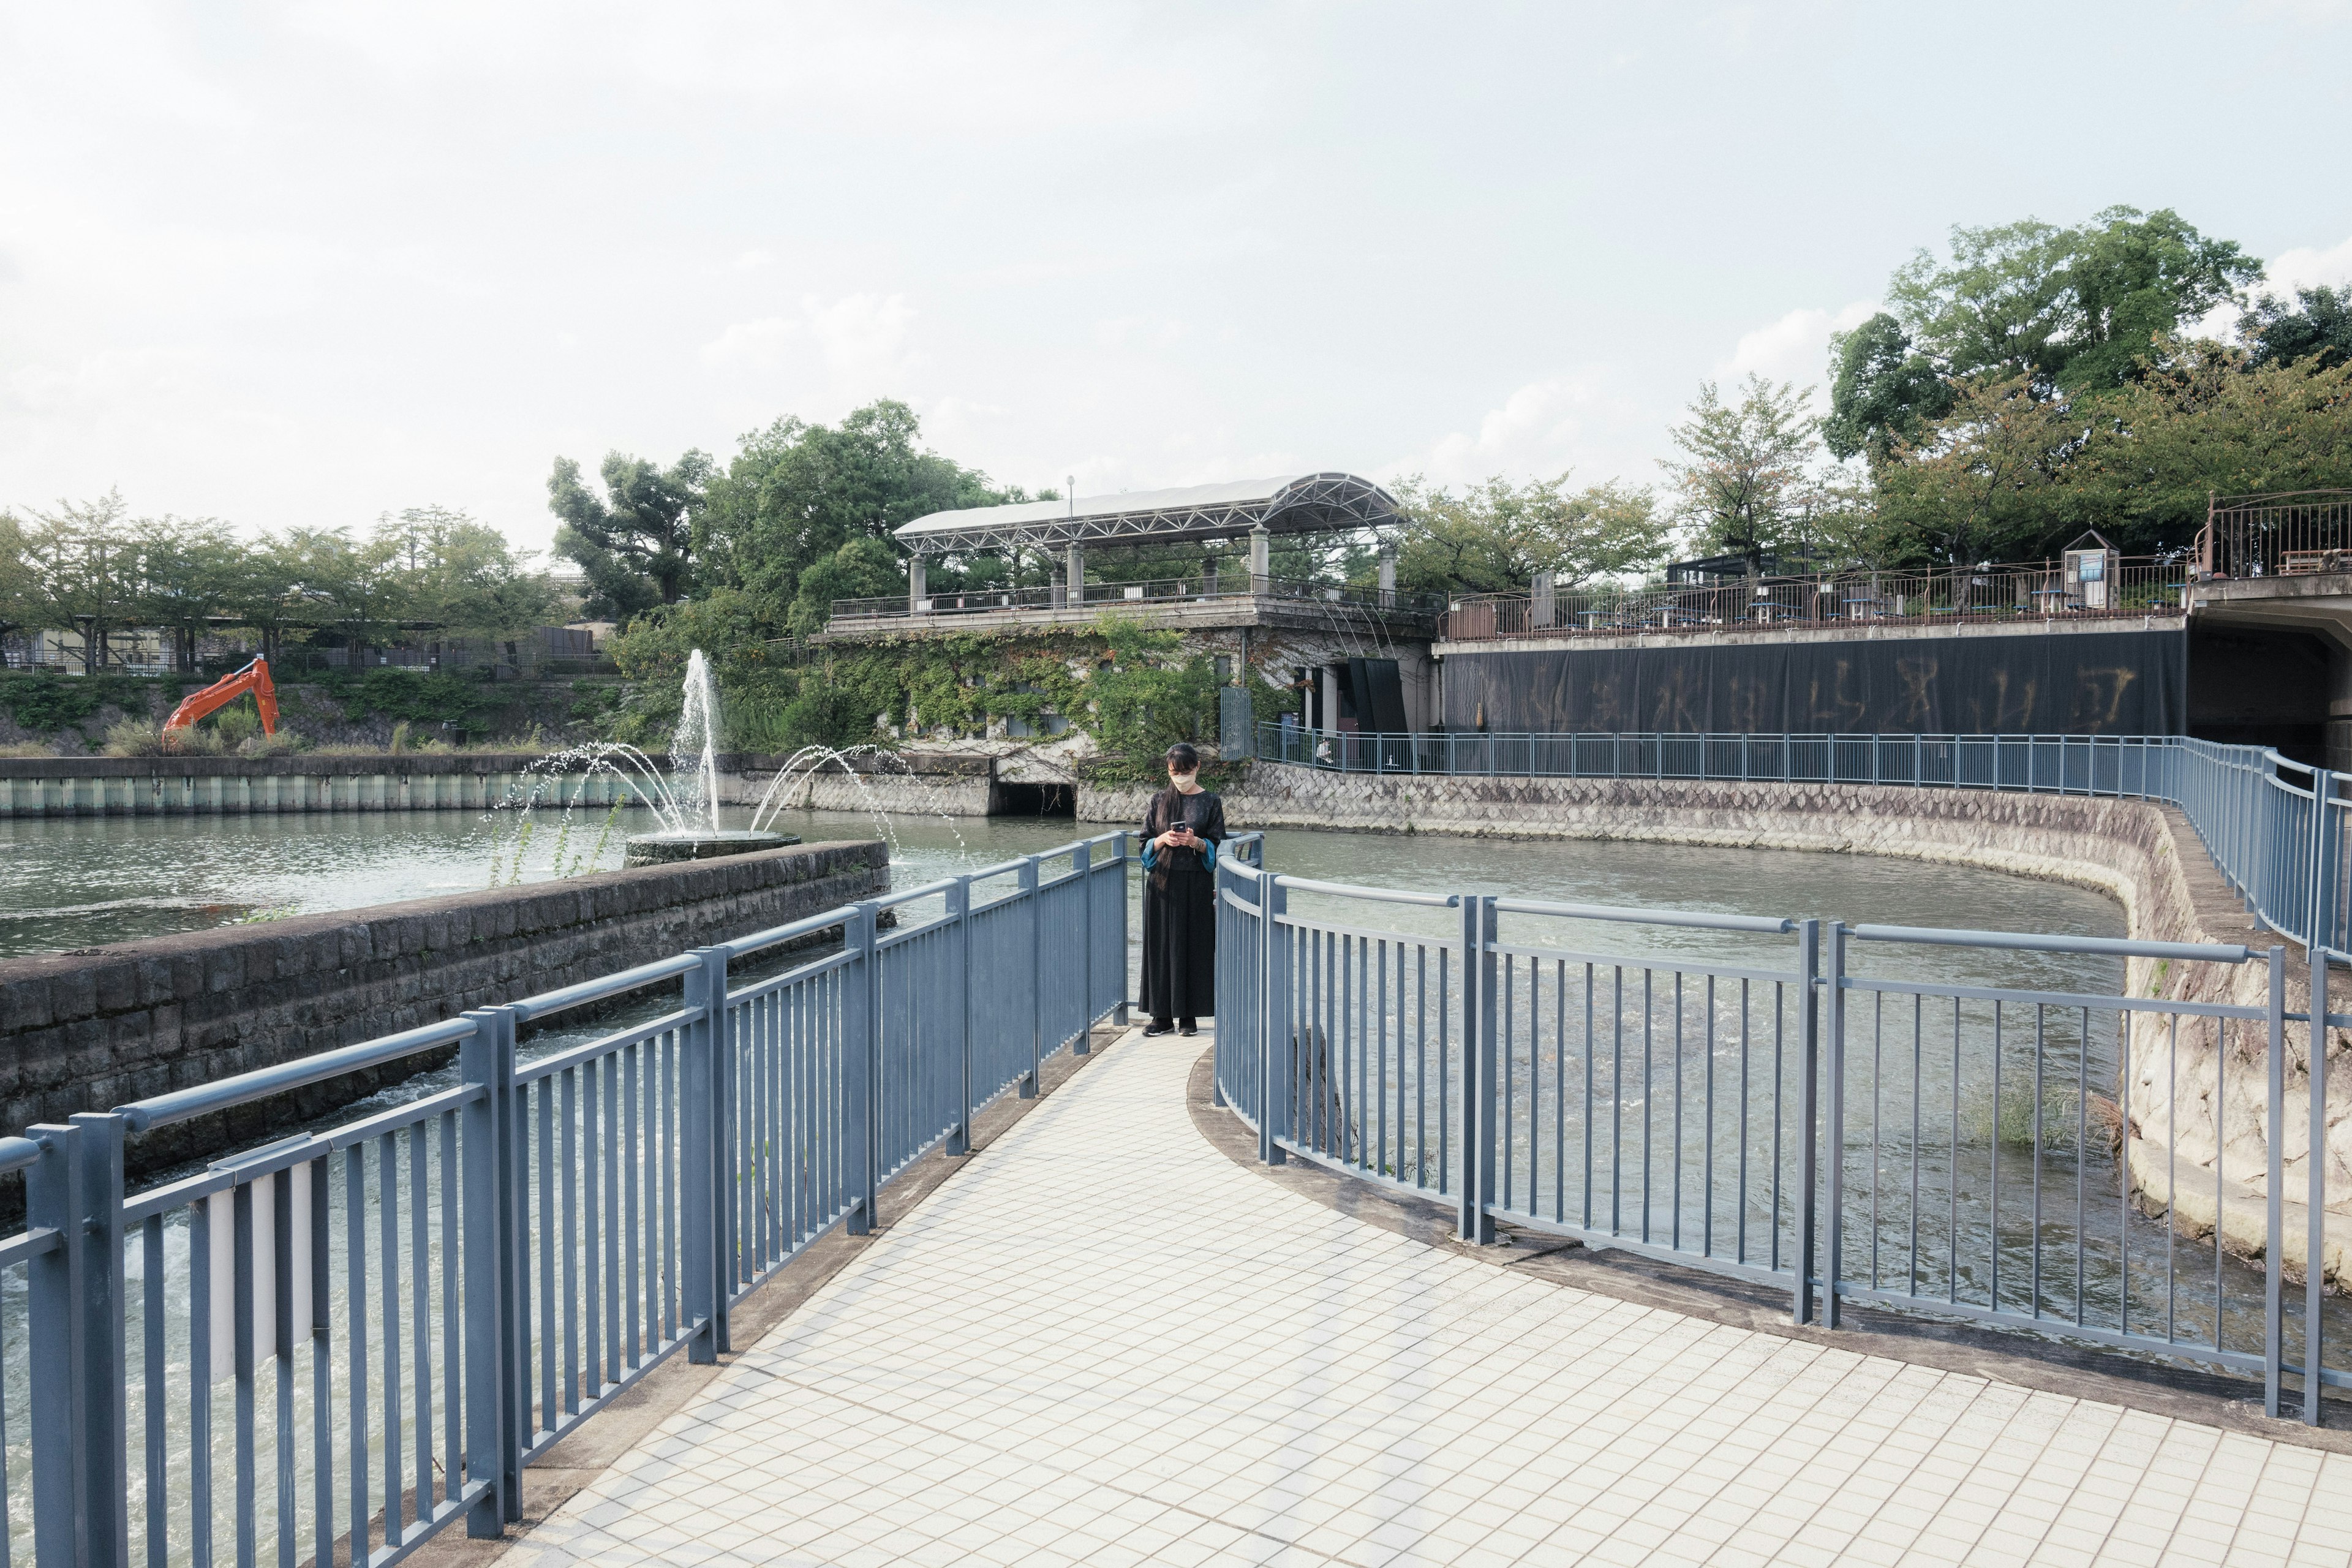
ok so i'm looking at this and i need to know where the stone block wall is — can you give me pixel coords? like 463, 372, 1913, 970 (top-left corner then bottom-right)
0, 839, 888, 1175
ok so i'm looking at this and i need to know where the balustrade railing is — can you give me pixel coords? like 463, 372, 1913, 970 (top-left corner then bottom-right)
1441, 557, 2187, 642
1255, 726, 2352, 958
1211, 853, 2343, 1425
0, 833, 1129, 1568
2201, 490, 2352, 578
829, 575, 1443, 623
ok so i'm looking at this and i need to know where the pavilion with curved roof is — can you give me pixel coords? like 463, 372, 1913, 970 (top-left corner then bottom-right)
891, 472, 1403, 557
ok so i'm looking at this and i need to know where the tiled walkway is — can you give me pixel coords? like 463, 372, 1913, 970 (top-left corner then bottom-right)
509, 1032, 2352, 1567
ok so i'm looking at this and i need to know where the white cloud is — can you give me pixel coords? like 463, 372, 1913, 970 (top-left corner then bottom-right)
802, 293, 915, 377
2261, 233, 2352, 296
699, 316, 799, 369
1714, 301, 1877, 389
2187, 232, 2352, 341
699, 293, 916, 379
1400, 377, 1610, 486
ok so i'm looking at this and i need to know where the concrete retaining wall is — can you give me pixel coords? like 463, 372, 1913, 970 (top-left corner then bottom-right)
716, 752, 997, 816
0, 753, 636, 815
0, 839, 889, 1174
1094, 762, 2348, 1286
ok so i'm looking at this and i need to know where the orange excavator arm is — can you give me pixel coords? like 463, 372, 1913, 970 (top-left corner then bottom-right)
164, 657, 279, 734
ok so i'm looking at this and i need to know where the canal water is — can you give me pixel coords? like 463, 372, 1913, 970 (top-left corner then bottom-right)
2, 805, 2335, 1566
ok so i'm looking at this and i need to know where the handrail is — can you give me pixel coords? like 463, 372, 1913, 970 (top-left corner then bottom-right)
1850, 923, 2256, 963
507, 952, 701, 1021
1493, 897, 1795, 935
115, 1016, 480, 1131
1271, 875, 1460, 908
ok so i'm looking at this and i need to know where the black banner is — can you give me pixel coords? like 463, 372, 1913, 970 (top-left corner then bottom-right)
1441, 629, 2186, 735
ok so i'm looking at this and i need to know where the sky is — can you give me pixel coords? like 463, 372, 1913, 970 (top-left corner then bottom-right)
3, 1, 2350, 557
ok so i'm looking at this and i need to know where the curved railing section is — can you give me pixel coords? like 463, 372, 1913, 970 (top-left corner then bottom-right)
0, 832, 1131, 1568
1253, 725, 2352, 959
1210, 848, 2343, 1427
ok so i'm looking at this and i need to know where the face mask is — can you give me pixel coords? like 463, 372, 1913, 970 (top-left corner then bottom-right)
1169, 770, 1199, 790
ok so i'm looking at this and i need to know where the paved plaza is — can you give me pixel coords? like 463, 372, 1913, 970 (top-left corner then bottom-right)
507, 1031, 2352, 1567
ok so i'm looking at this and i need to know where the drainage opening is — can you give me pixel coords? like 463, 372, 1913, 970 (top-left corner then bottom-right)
992, 782, 1075, 818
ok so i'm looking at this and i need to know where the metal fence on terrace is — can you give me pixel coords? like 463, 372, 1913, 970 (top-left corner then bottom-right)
0, 834, 1129, 1568
1441, 557, 2187, 643
829, 575, 1444, 624
1212, 843, 2345, 1428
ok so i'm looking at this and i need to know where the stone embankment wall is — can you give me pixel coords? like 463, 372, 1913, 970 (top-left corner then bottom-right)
0, 840, 888, 1175
1091, 763, 2348, 1286
717, 751, 995, 816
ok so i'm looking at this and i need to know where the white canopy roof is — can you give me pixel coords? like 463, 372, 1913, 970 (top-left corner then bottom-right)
893, 472, 1401, 556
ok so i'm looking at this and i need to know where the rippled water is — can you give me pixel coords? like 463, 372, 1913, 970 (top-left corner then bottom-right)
6, 804, 2342, 1567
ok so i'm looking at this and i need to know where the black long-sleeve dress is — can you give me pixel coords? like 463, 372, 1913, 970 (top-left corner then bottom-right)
1140, 787, 1226, 1023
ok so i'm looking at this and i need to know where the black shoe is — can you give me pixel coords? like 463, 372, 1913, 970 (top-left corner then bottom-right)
1142, 1021, 1177, 1038
1177, 1020, 1198, 1036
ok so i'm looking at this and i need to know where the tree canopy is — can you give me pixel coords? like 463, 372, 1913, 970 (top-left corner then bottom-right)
547, 450, 711, 619
1660, 375, 1827, 574
693, 399, 998, 625
1390, 473, 1667, 594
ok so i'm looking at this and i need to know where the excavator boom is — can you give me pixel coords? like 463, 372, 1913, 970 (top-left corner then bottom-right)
164, 657, 279, 734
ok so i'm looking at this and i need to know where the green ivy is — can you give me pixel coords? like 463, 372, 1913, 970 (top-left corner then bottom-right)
0, 673, 185, 732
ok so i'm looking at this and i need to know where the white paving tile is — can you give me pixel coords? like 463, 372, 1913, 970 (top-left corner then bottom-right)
505, 1033, 2352, 1567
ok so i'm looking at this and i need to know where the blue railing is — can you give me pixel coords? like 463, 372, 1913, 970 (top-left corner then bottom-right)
0, 832, 1129, 1568
1210, 850, 2344, 1426
1256, 725, 2352, 958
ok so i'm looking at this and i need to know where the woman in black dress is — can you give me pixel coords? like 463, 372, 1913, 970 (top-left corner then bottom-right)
1140, 742, 1226, 1037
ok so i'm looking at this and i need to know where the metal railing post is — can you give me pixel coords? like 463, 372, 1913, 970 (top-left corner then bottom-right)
66, 1109, 129, 1568
846, 905, 881, 1234
1795, 918, 1822, 1325
948, 875, 975, 1155
1461, 894, 1498, 1245
484, 1003, 526, 1521
1076, 842, 1093, 1054
704, 946, 736, 1351
2264, 943, 2287, 1417
25, 1123, 88, 1568
1020, 857, 1042, 1096
2305, 941, 2330, 1427
1114, 831, 1131, 1025
680, 949, 720, 1360
457, 1011, 510, 1536
1822, 925, 1848, 1329
2313, 772, 2342, 960
1260, 876, 1289, 1166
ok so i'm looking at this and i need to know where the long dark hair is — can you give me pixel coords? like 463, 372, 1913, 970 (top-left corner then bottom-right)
1164, 742, 1199, 772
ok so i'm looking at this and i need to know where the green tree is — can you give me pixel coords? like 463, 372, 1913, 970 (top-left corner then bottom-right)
24, 491, 141, 672
1870, 374, 2086, 565
1823, 312, 1953, 466
2064, 338, 2352, 551
1880, 206, 2259, 400
372, 506, 559, 641
789, 537, 907, 635
2239, 285, 2352, 372
133, 516, 243, 673
547, 450, 710, 620
1660, 376, 1823, 575
1390, 473, 1667, 594
695, 399, 997, 619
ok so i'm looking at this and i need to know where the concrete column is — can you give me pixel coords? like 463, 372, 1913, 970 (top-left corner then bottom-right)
1250, 527, 1270, 590
1065, 545, 1085, 605
908, 555, 927, 613
1378, 545, 1397, 608
1322, 665, 1341, 736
